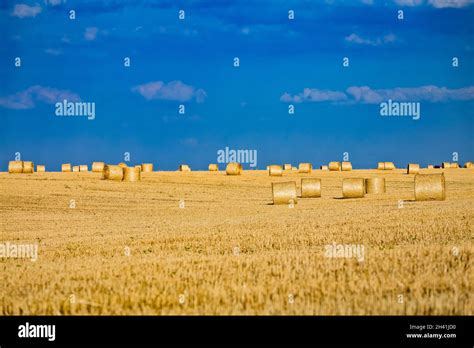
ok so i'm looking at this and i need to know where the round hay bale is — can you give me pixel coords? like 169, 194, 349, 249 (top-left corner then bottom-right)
272, 181, 297, 205
226, 162, 242, 175
407, 163, 420, 174
342, 178, 365, 198
72, 166, 80, 172
123, 166, 141, 182
141, 163, 153, 172
22, 161, 34, 173
283, 164, 292, 170
208, 164, 219, 171
8, 161, 23, 173
328, 162, 341, 171
92, 162, 105, 173
464, 161, 473, 168
320, 165, 329, 171
384, 162, 395, 170
298, 163, 312, 173
414, 173, 446, 201
118, 162, 128, 169
179, 164, 191, 172
365, 177, 385, 194
291, 167, 298, 171
441, 162, 450, 169
377, 162, 385, 170
301, 178, 321, 198
61, 163, 72, 172
269, 165, 283, 177
427, 165, 434, 169
341, 161, 352, 171
79, 165, 88, 172
36, 165, 46, 172
134, 165, 142, 170
450, 162, 459, 168
103, 165, 124, 180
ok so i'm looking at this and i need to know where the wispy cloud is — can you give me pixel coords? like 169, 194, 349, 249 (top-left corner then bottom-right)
280, 89, 347, 103
345, 33, 397, 46
179, 137, 199, 147
394, 0, 472, 7
44, 0, 66, 5
427, 0, 472, 8
11, 4, 42, 18
44, 48, 62, 56
281, 85, 474, 104
84, 27, 99, 41
132, 81, 207, 103
0, 86, 81, 110
393, 0, 424, 6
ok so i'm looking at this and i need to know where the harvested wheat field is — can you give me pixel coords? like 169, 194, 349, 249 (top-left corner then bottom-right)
0, 168, 472, 315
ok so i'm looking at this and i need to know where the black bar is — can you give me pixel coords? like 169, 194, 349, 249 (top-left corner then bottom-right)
0, 316, 472, 346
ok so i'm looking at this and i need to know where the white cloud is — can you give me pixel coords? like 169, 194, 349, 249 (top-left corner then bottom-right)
427, 0, 472, 8
0, 86, 80, 110
44, 0, 65, 6
346, 85, 474, 103
281, 85, 474, 104
280, 88, 348, 103
84, 27, 99, 41
45, 48, 62, 55
394, 0, 424, 6
179, 138, 199, 147
394, 0, 472, 7
345, 33, 397, 46
11, 4, 42, 18
132, 80, 207, 103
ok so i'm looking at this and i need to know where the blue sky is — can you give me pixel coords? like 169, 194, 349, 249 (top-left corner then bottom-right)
1, 0, 473, 170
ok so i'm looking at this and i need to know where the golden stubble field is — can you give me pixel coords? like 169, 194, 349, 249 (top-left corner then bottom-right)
0, 168, 472, 315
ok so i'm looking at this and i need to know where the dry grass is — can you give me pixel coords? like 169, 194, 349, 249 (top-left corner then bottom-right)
0, 168, 472, 315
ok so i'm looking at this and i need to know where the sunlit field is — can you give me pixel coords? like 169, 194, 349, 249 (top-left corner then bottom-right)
1, 168, 472, 315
